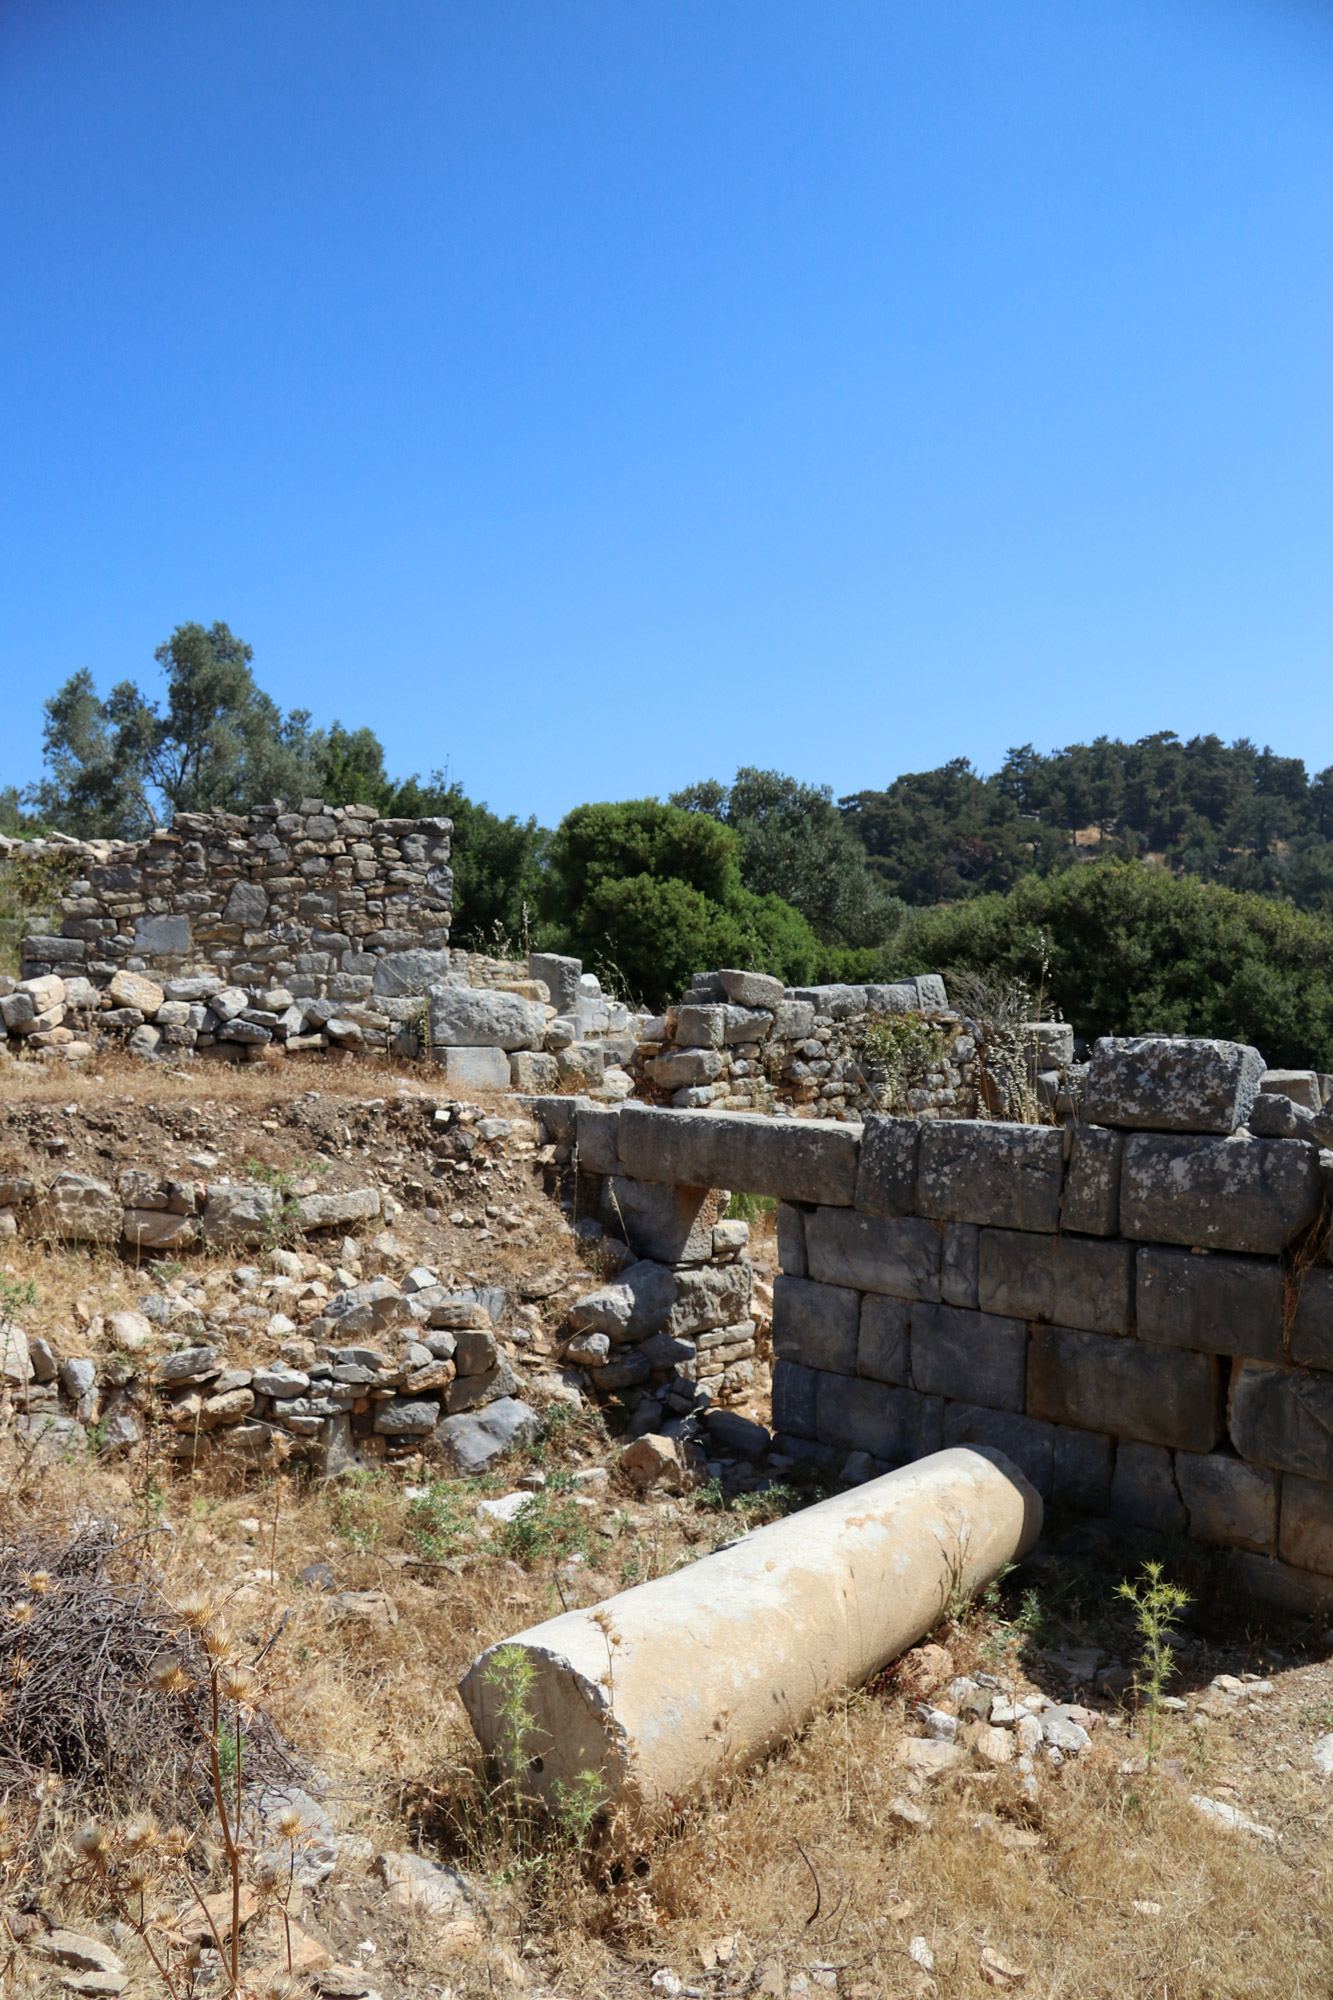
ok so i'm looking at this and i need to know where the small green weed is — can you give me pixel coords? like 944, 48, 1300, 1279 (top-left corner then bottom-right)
406, 1483, 477, 1563
495, 1489, 589, 1569
1118, 1559, 1190, 1767
858, 1012, 951, 1111
0, 1275, 37, 1322
723, 1190, 775, 1226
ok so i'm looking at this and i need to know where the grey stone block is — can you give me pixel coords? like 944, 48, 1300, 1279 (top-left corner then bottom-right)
1278, 1473, 1333, 1575
1289, 1267, 1333, 1371
616, 1105, 861, 1206
815, 1372, 895, 1457
771, 1358, 819, 1437
1260, 1069, 1322, 1112
601, 1176, 717, 1263
1083, 1036, 1266, 1134
941, 1223, 979, 1309
911, 1304, 1027, 1413
914, 974, 948, 1009
804, 1207, 941, 1301
667, 1259, 751, 1339
863, 982, 920, 1013
917, 1120, 1064, 1232
854, 1115, 920, 1218
1227, 1550, 1333, 1620
857, 1295, 910, 1385
133, 914, 190, 956
528, 951, 581, 1012
722, 1005, 773, 1044
942, 1404, 1054, 1497
977, 1229, 1133, 1336
510, 1050, 559, 1091
1052, 1426, 1114, 1512
1120, 1133, 1321, 1254
523, 1094, 585, 1144
1176, 1451, 1279, 1552
1110, 1442, 1186, 1532
575, 1103, 623, 1176
676, 1005, 725, 1048
776, 1203, 807, 1276
435, 1047, 510, 1089
372, 949, 452, 996
1028, 1325, 1223, 1451
1062, 1127, 1123, 1236
427, 984, 545, 1050
648, 1048, 723, 1089
1228, 1360, 1333, 1478
1136, 1246, 1284, 1364
772, 1274, 860, 1375
224, 880, 269, 927
718, 968, 785, 1010
772, 1000, 816, 1040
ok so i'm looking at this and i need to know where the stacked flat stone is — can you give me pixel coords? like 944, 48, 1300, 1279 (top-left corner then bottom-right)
630, 967, 965, 1121
573, 1048, 1333, 1616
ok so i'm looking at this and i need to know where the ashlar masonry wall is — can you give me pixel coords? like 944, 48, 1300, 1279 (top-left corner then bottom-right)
572, 1039, 1333, 1619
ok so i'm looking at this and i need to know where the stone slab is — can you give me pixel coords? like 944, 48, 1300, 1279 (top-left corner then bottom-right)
942, 1404, 1054, 1497
854, 1116, 920, 1218
372, 949, 452, 997
1120, 1133, 1321, 1255
433, 1046, 511, 1089
1027, 1324, 1223, 1451
1061, 1127, 1123, 1236
771, 1358, 819, 1437
1278, 1473, 1333, 1576
1083, 1036, 1265, 1134
977, 1229, 1133, 1336
1228, 1361, 1333, 1479
601, 1176, 718, 1264
1110, 1442, 1186, 1532
857, 1295, 910, 1385
616, 1105, 861, 1206
575, 1103, 623, 1176
917, 1120, 1064, 1233
1136, 1246, 1284, 1364
427, 984, 546, 1050
804, 1207, 941, 1301
1289, 1267, 1333, 1372
911, 1304, 1027, 1413
1176, 1451, 1279, 1553
132, 914, 190, 956
776, 1203, 807, 1277
941, 1222, 979, 1309
772, 1274, 860, 1375
528, 952, 582, 1013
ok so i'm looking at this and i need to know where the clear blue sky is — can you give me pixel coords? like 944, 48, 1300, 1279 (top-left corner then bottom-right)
1, 1, 1330, 828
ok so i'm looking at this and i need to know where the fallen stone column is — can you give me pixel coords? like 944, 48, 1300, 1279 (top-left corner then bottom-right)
459, 1444, 1040, 1819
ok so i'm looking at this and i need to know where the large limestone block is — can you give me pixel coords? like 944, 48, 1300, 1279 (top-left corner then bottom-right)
1110, 1442, 1186, 1532
1061, 1127, 1123, 1236
1261, 1069, 1322, 1113
771, 1357, 818, 1436
772, 999, 815, 1040
721, 1005, 773, 1044
459, 1447, 1041, 1818
858, 1295, 910, 1384
977, 1229, 1133, 1336
718, 968, 785, 1010
575, 1102, 622, 1175
1176, 1451, 1279, 1552
1228, 1360, 1333, 1478
372, 949, 452, 996
296, 1189, 382, 1232
854, 1116, 920, 1218
108, 970, 165, 1014
1120, 1133, 1321, 1254
202, 1184, 281, 1246
600, 1176, 720, 1264
427, 984, 545, 1050
675, 1005, 725, 1048
1136, 1246, 1284, 1364
528, 951, 582, 1012
666, 1258, 751, 1339
815, 1371, 896, 1455
772, 1274, 859, 1374
567, 1260, 677, 1341
776, 1202, 806, 1275
224, 880, 269, 927
942, 1404, 1054, 1496
645, 1047, 723, 1089
1083, 1036, 1265, 1134
1278, 1474, 1333, 1575
804, 1207, 941, 1301
917, 1120, 1064, 1233
123, 1209, 199, 1250
1027, 1324, 1223, 1452
911, 1304, 1028, 1413
436, 1047, 511, 1089
133, 913, 189, 955
1289, 1268, 1333, 1371
616, 1105, 861, 1206
38, 1173, 120, 1243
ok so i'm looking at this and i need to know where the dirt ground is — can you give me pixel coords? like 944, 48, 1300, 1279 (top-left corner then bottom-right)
1, 1053, 1332, 2000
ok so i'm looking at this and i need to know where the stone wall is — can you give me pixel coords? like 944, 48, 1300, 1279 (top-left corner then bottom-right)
567, 1040, 1333, 1616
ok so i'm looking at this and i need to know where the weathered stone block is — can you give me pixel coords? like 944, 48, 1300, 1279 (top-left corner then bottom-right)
616, 1105, 861, 1206
575, 1103, 622, 1175
1278, 1473, 1333, 1575
1228, 1361, 1333, 1478
509, 1050, 559, 1091
1261, 1069, 1322, 1112
911, 1304, 1027, 1413
676, 1005, 725, 1048
1176, 1451, 1279, 1552
718, 968, 784, 1010
942, 1404, 1054, 1496
776, 1203, 807, 1276
123, 1209, 199, 1250
1136, 1246, 1284, 1363
771, 1358, 818, 1436
804, 1207, 941, 1301
666, 1258, 751, 1338
601, 1176, 719, 1264
941, 1222, 979, 1309
133, 914, 190, 956
528, 951, 581, 1012
772, 1274, 860, 1375
296, 1189, 381, 1231
202, 1183, 281, 1247
434, 1046, 510, 1089
1083, 1036, 1265, 1134
38, 1173, 120, 1244
1120, 1133, 1321, 1254
1028, 1325, 1223, 1451
854, 1115, 920, 1218
814, 1372, 895, 1457
722, 1004, 773, 1044
1061, 1126, 1123, 1236
372, 949, 452, 996
1110, 1442, 1186, 1532
917, 1120, 1064, 1232
427, 984, 545, 1050
1289, 1267, 1333, 1372
645, 1047, 723, 1089
109, 969, 165, 1014
857, 1295, 910, 1385
1052, 1426, 1114, 1512
772, 999, 815, 1040
977, 1229, 1133, 1336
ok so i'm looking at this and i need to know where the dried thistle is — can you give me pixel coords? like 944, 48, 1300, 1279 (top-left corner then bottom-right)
202, 1622, 234, 1663
175, 1590, 215, 1630
220, 1664, 260, 1707
150, 1657, 191, 1697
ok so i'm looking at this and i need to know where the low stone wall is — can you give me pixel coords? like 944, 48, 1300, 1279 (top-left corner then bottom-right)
569, 1039, 1333, 1616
